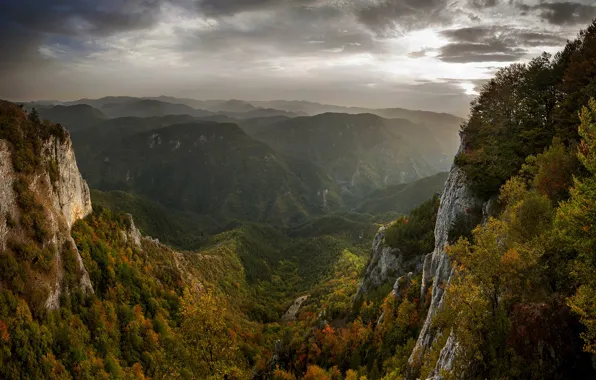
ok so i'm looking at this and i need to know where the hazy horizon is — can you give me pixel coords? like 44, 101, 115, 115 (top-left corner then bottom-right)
20, 95, 470, 117
2, 0, 594, 115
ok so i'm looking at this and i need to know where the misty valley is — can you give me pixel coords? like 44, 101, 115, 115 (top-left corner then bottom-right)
3, 1, 596, 380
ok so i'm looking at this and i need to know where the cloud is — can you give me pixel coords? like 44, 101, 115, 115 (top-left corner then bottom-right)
0, 0, 584, 114
167, 4, 384, 67
438, 42, 526, 62
195, 0, 321, 17
408, 49, 432, 58
442, 25, 567, 46
433, 25, 567, 62
355, 0, 450, 35
0, 0, 165, 37
0, 0, 167, 84
468, 0, 498, 9
518, 1, 596, 26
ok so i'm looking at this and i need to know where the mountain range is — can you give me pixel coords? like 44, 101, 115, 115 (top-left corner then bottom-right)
24, 96, 461, 229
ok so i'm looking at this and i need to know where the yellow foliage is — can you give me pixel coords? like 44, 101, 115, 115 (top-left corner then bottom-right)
180, 287, 247, 378
304, 365, 330, 380
345, 369, 359, 380
273, 367, 296, 380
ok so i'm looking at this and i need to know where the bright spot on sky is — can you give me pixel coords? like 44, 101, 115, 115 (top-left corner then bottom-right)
460, 82, 478, 96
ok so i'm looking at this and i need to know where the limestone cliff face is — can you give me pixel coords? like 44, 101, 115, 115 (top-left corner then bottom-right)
0, 132, 93, 310
0, 140, 18, 251
42, 137, 92, 229
355, 226, 423, 301
408, 135, 485, 377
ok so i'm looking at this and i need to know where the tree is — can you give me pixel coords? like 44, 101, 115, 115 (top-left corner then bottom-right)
522, 138, 578, 202
455, 53, 564, 196
557, 98, 596, 354
555, 21, 596, 142
180, 287, 245, 378
28, 108, 40, 124
303, 365, 330, 380
439, 183, 552, 377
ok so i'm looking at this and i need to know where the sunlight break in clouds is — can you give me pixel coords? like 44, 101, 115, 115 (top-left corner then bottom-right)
0, 0, 593, 114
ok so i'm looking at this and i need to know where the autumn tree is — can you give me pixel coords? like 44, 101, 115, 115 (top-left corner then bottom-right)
303, 365, 330, 380
557, 98, 596, 354
180, 287, 246, 379
439, 178, 553, 377
521, 138, 578, 202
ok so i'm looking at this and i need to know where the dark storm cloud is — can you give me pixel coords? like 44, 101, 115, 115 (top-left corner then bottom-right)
0, 0, 165, 37
518, 1, 596, 26
441, 26, 494, 43
356, 0, 449, 35
195, 0, 319, 17
0, 0, 174, 100
514, 31, 568, 46
439, 42, 526, 62
432, 25, 567, 63
441, 26, 566, 46
0, 0, 166, 75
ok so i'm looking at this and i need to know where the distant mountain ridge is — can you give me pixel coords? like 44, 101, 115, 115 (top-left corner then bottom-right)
59, 97, 302, 120
25, 95, 463, 122
26, 104, 107, 131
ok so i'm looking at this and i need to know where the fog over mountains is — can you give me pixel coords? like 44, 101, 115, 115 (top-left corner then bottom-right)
26, 95, 460, 233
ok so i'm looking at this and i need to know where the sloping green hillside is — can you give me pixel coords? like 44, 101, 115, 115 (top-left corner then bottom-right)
82, 122, 339, 225
355, 172, 448, 217
252, 113, 454, 199
90, 189, 224, 249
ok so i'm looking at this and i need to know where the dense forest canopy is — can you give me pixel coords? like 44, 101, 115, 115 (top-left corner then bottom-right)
456, 21, 596, 197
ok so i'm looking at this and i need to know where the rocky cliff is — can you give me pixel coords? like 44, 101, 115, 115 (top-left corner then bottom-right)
355, 226, 424, 301
408, 135, 486, 377
39, 135, 94, 309
0, 101, 93, 311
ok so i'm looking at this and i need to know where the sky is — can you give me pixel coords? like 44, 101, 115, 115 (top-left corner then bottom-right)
1, 0, 594, 116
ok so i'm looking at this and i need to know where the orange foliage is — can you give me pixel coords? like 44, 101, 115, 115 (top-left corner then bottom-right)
304, 365, 330, 380
0, 320, 9, 342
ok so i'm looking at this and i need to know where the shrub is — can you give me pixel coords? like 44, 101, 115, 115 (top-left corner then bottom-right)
9, 239, 41, 262
384, 195, 440, 257
32, 247, 56, 272
0, 251, 20, 284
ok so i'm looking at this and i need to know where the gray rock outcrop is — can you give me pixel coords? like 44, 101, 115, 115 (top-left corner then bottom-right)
282, 295, 309, 321
121, 213, 142, 247
355, 226, 423, 301
408, 135, 485, 377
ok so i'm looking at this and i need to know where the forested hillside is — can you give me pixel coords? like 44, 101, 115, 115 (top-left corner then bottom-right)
269, 20, 596, 379
0, 102, 379, 378
251, 113, 455, 198
419, 22, 596, 378
80, 121, 340, 226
